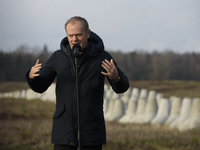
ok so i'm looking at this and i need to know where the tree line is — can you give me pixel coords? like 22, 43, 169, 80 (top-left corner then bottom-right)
110, 50, 200, 81
1, 45, 200, 81
0, 45, 51, 81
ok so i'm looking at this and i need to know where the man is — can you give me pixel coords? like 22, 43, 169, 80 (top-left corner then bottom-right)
26, 16, 129, 150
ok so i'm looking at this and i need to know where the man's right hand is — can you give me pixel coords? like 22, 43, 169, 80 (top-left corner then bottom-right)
29, 59, 42, 79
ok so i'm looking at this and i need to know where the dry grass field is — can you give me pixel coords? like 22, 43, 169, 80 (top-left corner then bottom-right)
0, 81, 200, 150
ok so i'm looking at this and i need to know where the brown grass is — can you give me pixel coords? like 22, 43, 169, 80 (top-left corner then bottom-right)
0, 119, 53, 150
0, 98, 55, 120
105, 122, 200, 150
1, 117, 200, 150
0, 98, 55, 150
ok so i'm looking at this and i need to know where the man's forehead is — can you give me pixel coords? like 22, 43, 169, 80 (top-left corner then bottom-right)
66, 21, 84, 33
67, 20, 83, 28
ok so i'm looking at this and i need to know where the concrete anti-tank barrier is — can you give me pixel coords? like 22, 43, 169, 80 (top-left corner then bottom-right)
1, 84, 200, 132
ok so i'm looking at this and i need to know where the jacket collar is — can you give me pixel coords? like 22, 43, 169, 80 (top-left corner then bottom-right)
60, 31, 104, 57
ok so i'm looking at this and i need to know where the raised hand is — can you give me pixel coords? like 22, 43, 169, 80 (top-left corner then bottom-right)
101, 59, 119, 81
29, 59, 42, 79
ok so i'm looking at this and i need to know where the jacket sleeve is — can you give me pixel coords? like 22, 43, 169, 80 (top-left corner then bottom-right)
107, 64, 130, 94
26, 53, 57, 93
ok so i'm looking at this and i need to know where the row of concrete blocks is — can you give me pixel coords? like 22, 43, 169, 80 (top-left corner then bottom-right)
0, 84, 56, 101
0, 83, 199, 131
103, 85, 200, 132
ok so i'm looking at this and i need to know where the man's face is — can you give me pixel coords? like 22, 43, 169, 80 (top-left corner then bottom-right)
66, 20, 90, 50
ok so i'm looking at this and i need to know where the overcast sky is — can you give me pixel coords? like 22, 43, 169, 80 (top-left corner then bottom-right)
0, 0, 200, 53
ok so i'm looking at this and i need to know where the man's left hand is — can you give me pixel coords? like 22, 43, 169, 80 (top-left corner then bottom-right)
101, 59, 119, 81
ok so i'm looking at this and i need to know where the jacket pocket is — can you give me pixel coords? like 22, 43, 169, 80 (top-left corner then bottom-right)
53, 103, 65, 119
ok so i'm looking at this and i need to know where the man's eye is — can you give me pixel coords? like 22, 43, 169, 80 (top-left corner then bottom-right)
77, 34, 82, 37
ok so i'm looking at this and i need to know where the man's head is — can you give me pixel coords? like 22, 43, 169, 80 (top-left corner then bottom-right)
65, 16, 90, 50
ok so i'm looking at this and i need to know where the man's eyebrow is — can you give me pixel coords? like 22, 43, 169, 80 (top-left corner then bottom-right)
68, 33, 83, 36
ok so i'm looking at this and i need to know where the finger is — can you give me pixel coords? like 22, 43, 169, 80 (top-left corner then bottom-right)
32, 65, 41, 71
31, 73, 40, 79
34, 73, 40, 77
102, 64, 112, 74
30, 67, 40, 78
111, 59, 115, 66
101, 71, 107, 76
104, 59, 110, 63
35, 59, 40, 65
104, 59, 112, 66
31, 63, 42, 73
101, 71, 111, 79
102, 60, 112, 70
34, 67, 41, 73
105, 59, 115, 68
102, 62, 109, 70
34, 61, 42, 69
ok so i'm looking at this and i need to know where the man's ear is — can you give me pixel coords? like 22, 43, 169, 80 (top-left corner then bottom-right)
87, 29, 90, 38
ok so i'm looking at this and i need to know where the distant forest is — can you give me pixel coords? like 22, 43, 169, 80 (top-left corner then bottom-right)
1, 44, 200, 81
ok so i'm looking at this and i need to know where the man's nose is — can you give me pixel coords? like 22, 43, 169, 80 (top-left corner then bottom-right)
72, 35, 78, 41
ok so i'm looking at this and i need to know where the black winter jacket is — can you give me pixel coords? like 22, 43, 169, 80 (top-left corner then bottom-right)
26, 31, 129, 146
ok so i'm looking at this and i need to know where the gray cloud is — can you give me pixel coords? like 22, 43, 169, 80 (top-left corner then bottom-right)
0, 0, 199, 53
